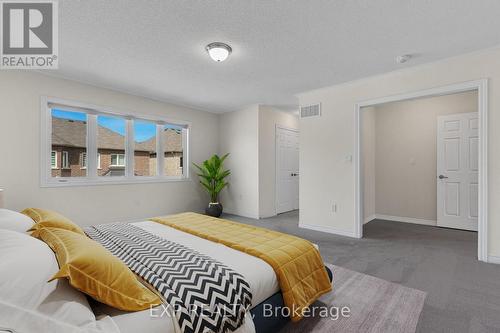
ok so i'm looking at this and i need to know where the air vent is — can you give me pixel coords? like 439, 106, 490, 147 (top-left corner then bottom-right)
300, 103, 321, 118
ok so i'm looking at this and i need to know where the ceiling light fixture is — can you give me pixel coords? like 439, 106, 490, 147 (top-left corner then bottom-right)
206, 42, 232, 62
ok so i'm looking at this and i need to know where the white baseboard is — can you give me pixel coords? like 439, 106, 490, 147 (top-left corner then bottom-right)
223, 209, 260, 220
299, 223, 357, 238
364, 214, 377, 224
487, 255, 500, 265
259, 213, 277, 219
369, 214, 437, 226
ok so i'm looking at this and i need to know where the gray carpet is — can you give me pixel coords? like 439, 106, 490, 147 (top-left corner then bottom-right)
223, 211, 500, 333
280, 264, 426, 333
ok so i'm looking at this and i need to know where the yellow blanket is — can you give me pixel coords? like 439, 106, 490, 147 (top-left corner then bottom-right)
150, 212, 332, 322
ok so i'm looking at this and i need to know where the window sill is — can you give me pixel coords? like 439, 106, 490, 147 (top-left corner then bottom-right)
41, 176, 190, 188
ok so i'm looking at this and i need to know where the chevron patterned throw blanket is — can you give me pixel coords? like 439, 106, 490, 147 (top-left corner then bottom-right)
85, 223, 253, 333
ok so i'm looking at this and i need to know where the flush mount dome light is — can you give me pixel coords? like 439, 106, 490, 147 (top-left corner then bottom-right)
206, 42, 232, 62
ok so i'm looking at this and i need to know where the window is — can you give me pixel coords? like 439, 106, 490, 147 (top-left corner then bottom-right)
110, 154, 126, 167
162, 124, 186, 176
42, 97, 189, 187
81, 152, 87, 168
98, 115, 126, 177
62, 151, 70, 169
134, 120, 156, 176
51, 151, 57, 169
50, 109, 87, 178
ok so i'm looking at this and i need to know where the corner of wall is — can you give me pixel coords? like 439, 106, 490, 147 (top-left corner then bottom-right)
218, 105, 260, 218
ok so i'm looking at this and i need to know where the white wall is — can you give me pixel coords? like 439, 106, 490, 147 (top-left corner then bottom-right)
0, 71, 219, 226
298, 46, 500, 258
362, 106, 376, 222
258, 106, 299, 218
219, 105, 260, 218
366, 91, 477, 224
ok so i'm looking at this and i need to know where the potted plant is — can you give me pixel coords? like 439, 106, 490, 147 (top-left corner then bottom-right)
193, 153, 230, 217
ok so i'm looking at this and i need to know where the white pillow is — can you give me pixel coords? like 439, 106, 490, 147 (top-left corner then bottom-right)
0, 229, 119, 333
0, 228, 58, 307
0, 208, 34, 232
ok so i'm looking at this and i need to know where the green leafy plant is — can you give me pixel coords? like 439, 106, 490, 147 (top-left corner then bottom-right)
193, 153, 230, 203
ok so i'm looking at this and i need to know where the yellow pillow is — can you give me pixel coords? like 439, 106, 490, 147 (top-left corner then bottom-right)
33, 227, 161, 311
22, 208, 85, 235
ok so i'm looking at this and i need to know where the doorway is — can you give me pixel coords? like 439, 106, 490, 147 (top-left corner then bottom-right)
276, 126, 299, 214
355, 79, 488, 262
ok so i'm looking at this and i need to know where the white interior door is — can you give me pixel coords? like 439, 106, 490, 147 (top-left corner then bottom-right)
437, 112, 478, 231
276, 127, 299, 214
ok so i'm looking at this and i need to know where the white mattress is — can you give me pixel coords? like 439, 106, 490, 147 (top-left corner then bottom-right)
94, 221, 280, 333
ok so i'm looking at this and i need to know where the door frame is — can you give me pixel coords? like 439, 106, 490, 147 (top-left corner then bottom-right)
354, 79, 488, 262
275, 125, 300, 215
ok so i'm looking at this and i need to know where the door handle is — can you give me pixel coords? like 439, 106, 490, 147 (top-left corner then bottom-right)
438, 175, 448, 179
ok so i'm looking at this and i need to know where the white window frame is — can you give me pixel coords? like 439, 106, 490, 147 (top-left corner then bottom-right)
40, 96, 191, 187
110, 153, 126, 167
61, 151, 70, 169
51, 151, 57, 169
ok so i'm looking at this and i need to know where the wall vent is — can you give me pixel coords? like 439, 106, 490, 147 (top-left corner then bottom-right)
300, 103, 321, 118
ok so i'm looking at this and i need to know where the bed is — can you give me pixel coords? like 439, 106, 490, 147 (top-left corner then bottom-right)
94, 220, 279, 333
92, 219, 333, 333
0, 209, 332, 333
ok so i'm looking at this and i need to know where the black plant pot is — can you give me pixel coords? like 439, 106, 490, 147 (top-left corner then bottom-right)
206, 202, 223, 217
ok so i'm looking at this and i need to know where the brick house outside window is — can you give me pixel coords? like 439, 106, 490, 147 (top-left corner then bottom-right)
51, 118, 183, 177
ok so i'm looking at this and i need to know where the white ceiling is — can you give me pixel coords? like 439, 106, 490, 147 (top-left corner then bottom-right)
56, 0, 500, 113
